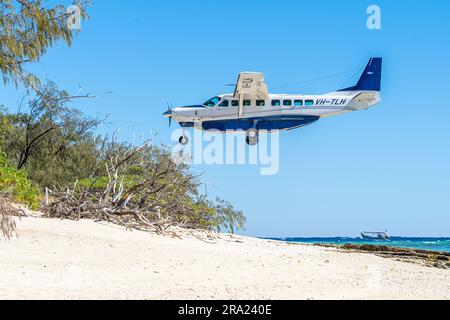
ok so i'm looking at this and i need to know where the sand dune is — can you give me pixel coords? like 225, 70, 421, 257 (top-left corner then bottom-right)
1, 218, 449, 300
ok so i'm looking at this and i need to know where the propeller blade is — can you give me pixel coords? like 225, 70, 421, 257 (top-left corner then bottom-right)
163, 109, 173, 128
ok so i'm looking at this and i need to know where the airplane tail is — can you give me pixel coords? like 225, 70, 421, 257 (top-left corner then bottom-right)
339, 58, 382, 92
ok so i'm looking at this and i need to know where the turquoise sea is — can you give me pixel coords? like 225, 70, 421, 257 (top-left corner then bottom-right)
269, 237, 450, 253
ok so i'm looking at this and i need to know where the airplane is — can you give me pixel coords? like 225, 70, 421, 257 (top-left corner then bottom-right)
163, 58, 382, 146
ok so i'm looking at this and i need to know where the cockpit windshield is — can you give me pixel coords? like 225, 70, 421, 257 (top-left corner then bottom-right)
203, 96, 222, 107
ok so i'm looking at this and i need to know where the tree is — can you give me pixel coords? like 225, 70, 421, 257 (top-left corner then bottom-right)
213, 198, 246, 234
0, 82, 102, 187
0, 0, 89, 97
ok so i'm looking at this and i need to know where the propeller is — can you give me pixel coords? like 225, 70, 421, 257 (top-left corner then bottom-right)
163, 103, 173, 127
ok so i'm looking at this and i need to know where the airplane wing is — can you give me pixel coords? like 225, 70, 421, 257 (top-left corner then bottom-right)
233, 72, 269, 118
233, 72, 269, 99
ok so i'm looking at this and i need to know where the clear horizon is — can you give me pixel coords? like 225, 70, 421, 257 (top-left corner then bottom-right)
2, 0, 450, 238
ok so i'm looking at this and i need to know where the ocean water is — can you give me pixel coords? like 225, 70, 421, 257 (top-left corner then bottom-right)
269, 237, 450, 253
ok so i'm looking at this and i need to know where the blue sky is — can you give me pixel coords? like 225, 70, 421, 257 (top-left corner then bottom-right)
2, 0, 450, 237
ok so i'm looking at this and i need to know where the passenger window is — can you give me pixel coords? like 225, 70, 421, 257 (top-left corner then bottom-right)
305, 100, 314, 106
283, 100, 293, 107
243, 100, 251, 106
256, 100, 265, 107
294, 100, 303, 107
232, 100, 239, 107
219, 100, 229, 107
271, 100, 281, 107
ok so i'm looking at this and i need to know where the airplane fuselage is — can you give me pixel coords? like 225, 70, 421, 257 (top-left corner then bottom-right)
171, 91, 378, 132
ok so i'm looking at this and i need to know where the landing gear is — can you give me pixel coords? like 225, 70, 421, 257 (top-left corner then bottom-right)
179, 135, 189, 145
246, 128, 259, 146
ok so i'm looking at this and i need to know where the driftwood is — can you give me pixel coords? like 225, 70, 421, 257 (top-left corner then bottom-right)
42, 139, 206, 236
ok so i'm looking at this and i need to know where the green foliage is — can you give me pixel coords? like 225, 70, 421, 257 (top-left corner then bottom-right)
0, 82, 102, 187
0, 0, 89, 93
0, 106, 12, 146
0, 151, 41, 209
172, 196, 246, 234
214, 198, 246, 234
79, 175, 142, 190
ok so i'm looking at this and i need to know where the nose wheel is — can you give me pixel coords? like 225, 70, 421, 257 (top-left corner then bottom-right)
246, 128, 259, 146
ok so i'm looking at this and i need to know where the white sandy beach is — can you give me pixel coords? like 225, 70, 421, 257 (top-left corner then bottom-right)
1, 218, 449, 300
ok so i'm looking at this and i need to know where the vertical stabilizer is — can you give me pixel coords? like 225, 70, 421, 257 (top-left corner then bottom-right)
340, 58, 382, 92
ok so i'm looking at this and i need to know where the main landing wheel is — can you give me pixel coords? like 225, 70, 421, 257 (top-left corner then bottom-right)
179, 135, 189, 145
246, 128, 259, 146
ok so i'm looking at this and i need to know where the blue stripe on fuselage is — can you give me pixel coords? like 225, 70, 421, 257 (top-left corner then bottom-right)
200, 115, 320, 132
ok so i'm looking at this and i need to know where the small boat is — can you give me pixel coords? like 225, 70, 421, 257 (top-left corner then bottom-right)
361, 231, 390, 240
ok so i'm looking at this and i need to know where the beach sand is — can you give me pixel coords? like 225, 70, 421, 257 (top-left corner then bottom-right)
1, 218, 449, 300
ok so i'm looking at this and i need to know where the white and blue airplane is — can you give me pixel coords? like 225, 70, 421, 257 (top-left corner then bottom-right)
164, 58, 382, 145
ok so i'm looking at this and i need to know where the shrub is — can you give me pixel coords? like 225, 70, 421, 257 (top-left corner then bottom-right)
0, 152, 41, 209
43, 142, 245, 234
